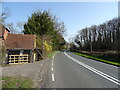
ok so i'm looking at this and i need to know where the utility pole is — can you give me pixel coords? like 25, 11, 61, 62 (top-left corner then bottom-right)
41, 35, 44, 57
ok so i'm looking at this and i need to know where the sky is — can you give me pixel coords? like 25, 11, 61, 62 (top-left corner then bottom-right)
2, 2, 118, 42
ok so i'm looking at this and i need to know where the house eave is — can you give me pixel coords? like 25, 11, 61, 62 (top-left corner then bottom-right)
6, 48, 34, 51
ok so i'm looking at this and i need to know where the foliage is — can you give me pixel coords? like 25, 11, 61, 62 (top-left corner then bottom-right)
69, 17, 120, 66
36, 35, 42, 48
23, 10, 54, 35
71, 17, 120, 52
69, 42, 78, 51
23, 10, 66, 53
47, 51, 59, 58
44, 40, 52, 52
52, 32, 66, 50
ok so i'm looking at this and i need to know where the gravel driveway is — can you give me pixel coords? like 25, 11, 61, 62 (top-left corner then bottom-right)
2, 59, 51, 88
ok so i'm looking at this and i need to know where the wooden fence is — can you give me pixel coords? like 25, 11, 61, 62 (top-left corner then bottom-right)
9, 54, 29, 64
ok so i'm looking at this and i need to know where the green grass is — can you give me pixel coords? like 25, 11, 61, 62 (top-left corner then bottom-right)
47, 51, 59, 58
73, 52, 120, 67
2, 77, 33, 88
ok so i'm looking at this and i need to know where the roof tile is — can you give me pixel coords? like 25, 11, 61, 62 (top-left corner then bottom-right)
6, 34, 36, 49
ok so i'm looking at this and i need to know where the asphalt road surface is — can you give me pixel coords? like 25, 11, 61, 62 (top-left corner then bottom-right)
45, 51, 119, 88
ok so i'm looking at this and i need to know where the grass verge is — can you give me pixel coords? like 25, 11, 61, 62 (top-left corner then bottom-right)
2, 77, 33, 88
73, 52, 120, 67
2, 64, 14, 67
47, 51, 59, 58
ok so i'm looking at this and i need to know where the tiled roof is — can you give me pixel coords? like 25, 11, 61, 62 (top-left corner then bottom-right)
6, 33, 36, 49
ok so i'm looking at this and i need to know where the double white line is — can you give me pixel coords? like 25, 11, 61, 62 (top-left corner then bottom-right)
64, 52, 120, 86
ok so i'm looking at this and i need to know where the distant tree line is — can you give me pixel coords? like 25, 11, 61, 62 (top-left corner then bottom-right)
71, 17, 120, 52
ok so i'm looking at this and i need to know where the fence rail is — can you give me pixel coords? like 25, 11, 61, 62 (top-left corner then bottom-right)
9, 54, 29, 64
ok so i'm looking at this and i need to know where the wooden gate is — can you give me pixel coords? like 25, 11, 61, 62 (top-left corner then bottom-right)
9, 54, 29, 64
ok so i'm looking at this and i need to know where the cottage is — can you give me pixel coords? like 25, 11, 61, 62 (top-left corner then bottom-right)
0, 24, 37, 64
5, 33, 36, 64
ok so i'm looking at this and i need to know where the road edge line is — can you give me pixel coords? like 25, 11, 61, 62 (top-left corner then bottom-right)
64, 52, 120, 86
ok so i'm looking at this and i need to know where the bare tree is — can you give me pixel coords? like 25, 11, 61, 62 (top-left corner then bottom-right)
16, 22, 25, 34
0, 8, 9, 24
73, 17, 119, 52
6, 23, 15, 34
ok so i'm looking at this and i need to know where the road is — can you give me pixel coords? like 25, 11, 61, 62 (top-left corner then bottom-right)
45, 51, 119, 88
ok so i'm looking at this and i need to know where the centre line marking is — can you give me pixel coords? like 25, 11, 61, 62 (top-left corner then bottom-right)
53, 55, 55, 59
52, 74, 55, 81
52, 63, 53, 66
52, 67, 53, 71
64, 52, 120, 85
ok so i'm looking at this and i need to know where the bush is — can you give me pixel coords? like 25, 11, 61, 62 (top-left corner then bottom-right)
76, 51, 120, 63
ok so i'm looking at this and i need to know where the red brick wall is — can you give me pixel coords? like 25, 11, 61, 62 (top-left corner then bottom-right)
3, 28, 9, 40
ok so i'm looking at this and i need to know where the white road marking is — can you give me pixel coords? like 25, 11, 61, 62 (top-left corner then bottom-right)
70, 53, 118, 69
52, 67, 53, 71
51, 52, 60, 82
52, 60, 53, 63
52, 74, 55, 81
53, 55, 55, 59
64, 52, 120, 85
